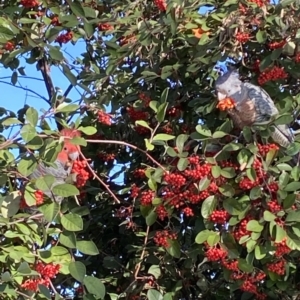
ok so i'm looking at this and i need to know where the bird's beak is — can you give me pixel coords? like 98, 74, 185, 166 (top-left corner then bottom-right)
217, 92, 227, 101
69, 151, 79, 161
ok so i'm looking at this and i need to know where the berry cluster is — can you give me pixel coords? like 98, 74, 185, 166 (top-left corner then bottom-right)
55, 31, 73, 44
295, 53, 300, 63
209, 209, 229, 225
138, 92, 151, 107
50, 15, 61, 26
258, 66, 288, 85
235, 32, 251, 43
130, 184, 140, 198
238, 3, 248, 14
182, 207, 194, 217
71, 160, 90, 188
154, 0, 167, 11
233, 217, 251, 242
267, 199, 282, 213
248, 0, 270, 7
97, 110, 111, 125
133, 168, 146, 178
167, 106, 181, 117
20, 0, 40, 7
222, 259, 239, 271
274, 238, 291, 257
268, 40, 286, 49
21, 262, 60, 292
258, 143, 279, 156
267, 259, 285, 275
153, 230, 177, 247
97, 152, 116, 162
34, 190, 44, 205
119, 34, 137, 46
140, 190, 155, 206
216, 97, 236, 111
134, 125, 151, 135
126, 106, 149, 122
4, 41, 14, 52
156, 205, 169, 220
97, 23, 114, 31
205, 244, 227, 262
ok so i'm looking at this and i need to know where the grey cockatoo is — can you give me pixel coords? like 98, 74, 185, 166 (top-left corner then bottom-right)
26, 128, 81, 207
215, 67, 295, 150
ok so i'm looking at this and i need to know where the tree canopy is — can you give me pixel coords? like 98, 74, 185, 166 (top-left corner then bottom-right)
1, 0, 300, 299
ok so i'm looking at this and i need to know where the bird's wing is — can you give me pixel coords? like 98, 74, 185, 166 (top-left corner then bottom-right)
243, 82, 279, 123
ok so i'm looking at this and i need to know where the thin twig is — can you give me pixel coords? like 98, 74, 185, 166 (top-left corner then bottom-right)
15, 289, 33, 299
8, 213, 44, 225
86, 139, 168, 173
0, 80, 48, 102
79, 150, 121, 204
49, 279, 58, 294
134, 226, 150, 279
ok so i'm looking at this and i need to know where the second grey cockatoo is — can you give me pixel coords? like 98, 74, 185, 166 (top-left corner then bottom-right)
215, 67, 295, 150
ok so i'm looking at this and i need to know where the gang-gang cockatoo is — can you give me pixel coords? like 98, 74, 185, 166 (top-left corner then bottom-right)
28, 128, 81, 204
215, 67, 295, 155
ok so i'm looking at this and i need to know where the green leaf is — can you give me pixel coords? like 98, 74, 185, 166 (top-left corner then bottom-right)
238, 259, 253, 273
77, 240, 99, 256
62, 65, 77, 85
246, 220, 264, 232
195, 125, 212, 137
201, 196, 216, 219
61, 214, 83, 232
135, 120, 152, 131
17, 156, 37, 177
49, 47, 64, 61
59, 231, 76, 248
148, 265, 161, 279
78, 126, 97, 135
147, 289, 163, 300
152, 134, 175, 141
256, 30, 267, 43
1, 191, 21, 218
146, 210, 157, 226
284, 182, 300, 192
166, 239, 181, 258
286, 211, 300, 222
263, 211, 276, 222
26, 136, 44, 150
26, 107, 38, 127
212, 131, 227, 138
2, 118, 22, 126
255, 245, 266, 260
66, 0, 85, 17
220, 167, 236, 179
69, 261, 86, 282
160, 87, 169, 103
42, 203, 60, 223
176, 134, 189, 153
177, 157, 189, 171
156, 103, 168, 123
20, 124, 36, 142
35, 175, 55, 191
56, 103, 79, 113
283, 194, 295, 209
17, 262, 31, 274
195, 230, 213, 244
211, 166, 221, 178
199, 176, 210, 191
84, 276, 106, 299
52, 184, 79, 197
275, 225, 286, 243
145, 139, 154, 151
274, 114, 294, 125
38, 285, 51, 299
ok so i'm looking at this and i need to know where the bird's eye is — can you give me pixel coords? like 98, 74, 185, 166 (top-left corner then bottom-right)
64, 147, 68, 151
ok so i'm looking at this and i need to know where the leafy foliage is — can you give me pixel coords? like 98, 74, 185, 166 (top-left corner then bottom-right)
1, 0, 300, 299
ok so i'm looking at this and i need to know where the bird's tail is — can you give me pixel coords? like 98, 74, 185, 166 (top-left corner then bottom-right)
271, 125, 298, 165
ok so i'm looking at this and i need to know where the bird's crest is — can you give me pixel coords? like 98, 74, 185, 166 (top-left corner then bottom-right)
60, 128, 81, 138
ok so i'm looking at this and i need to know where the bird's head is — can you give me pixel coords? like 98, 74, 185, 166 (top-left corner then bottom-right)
215, 66, 241, 100
58, 128, 81, 162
